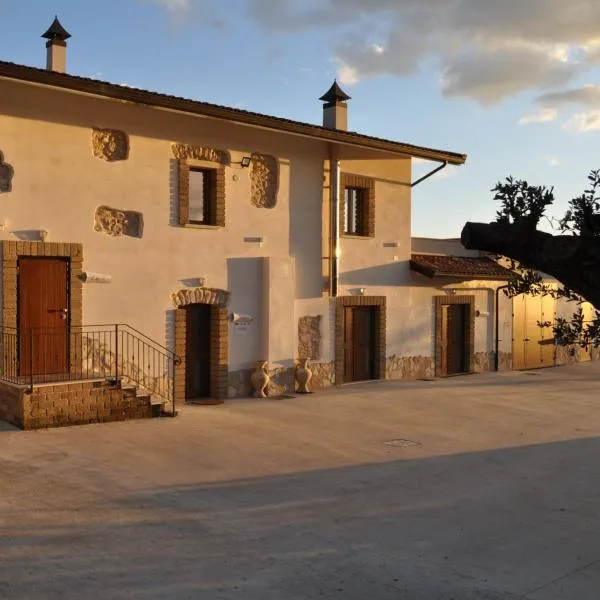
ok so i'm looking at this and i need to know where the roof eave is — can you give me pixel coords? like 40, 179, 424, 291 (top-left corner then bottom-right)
0, 62, 467, 165
435, 271, 513, 281
409, 261, 437, 278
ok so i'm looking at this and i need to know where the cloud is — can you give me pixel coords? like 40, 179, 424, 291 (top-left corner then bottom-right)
518, 108, 558, 125
337, 64, 360, 85
152, 0, 190, 13
547, 156, 561, 166
535, 84, 600, 107
245, 0, 600, 105
563, 110, 600, 132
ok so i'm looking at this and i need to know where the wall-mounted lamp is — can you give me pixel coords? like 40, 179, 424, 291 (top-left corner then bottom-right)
79, 272, 112, 284
229, 312, 254, 323
240, 156, 252, 168
39, 229, 48, 242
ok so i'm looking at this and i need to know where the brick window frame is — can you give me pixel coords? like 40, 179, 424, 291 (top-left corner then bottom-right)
178, 158, 226, 228
335, 295, 386, 385
339, 173, 375, 238
434, 295, 475, 377
173, 300, 229, 405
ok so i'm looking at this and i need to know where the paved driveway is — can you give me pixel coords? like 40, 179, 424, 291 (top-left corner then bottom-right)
2, 362, 600, 599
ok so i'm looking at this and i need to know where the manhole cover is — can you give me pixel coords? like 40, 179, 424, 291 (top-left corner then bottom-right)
383, 438, 420, 448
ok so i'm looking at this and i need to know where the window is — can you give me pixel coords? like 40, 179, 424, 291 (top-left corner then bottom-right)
344, 187, 367, 235
178, 160, 226, 228
340, 173, 375, 238
189, 168, 214, 225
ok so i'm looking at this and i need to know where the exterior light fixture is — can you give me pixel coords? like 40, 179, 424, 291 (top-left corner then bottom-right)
240, 156, 252, 168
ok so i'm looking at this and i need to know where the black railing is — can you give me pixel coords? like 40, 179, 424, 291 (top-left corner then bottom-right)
0, 324, 180, 416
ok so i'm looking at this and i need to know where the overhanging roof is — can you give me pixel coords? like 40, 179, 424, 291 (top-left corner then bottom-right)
0, 61, 467, 165
410, 254, 514, 280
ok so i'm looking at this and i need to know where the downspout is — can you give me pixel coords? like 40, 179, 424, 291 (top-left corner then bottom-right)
329, 144, 341, 297
495, 284, 509, 371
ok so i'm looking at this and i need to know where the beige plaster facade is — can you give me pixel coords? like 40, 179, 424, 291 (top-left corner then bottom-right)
0, 64, 483, 408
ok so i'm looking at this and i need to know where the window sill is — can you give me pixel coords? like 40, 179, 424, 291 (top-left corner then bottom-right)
342, 234, 374, 240
183, 223, 223, 230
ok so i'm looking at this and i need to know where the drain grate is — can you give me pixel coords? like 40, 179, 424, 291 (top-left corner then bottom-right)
383, 438, 420, 448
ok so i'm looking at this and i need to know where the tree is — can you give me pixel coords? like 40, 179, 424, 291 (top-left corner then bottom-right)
461, 169, 600, 350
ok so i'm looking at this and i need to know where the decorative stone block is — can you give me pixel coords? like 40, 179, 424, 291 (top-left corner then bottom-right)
170, 287, 230, 308
92, 128, 129, 162
298, 315, 322, 360
94, 206, 143, 238
250, 153, 278, 208
0, 152, 14, 193
172, 143, 229, 165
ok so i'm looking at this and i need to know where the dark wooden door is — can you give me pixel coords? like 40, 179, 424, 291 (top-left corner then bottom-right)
344, 306, 376, 382
446, 304, 468, 375
185, 304, 212, 399
18, 258, 69, 377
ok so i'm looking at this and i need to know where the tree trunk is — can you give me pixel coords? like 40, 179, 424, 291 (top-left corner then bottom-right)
461, 221, 600, 308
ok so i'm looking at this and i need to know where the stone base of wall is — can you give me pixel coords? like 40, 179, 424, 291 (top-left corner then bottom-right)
0, 381, 25, 428
555, 345, 600, 366
0, 380, 153, 430
386, 355, 435, 380
228, 361, 336, 398
473, 351, 513, 373
309, 362, 335, 390
228, 369, 253, 398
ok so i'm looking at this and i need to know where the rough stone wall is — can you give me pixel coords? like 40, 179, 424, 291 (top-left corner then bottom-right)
473, 351, 512, 373
298, 315, 322, 360
386, 355, 435, 380
228, 368, 253, 399
309, 362, 335, 389
21, 381, 151, 430
250, 153, 278, 208
0, 381, 24, 428
555, 345, 600, 366
266, 365, 294, 397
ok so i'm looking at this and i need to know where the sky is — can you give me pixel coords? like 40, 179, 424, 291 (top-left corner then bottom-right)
2, 0, 600, 237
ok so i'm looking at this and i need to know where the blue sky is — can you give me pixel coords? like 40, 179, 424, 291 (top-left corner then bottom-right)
3, 0, 600, 237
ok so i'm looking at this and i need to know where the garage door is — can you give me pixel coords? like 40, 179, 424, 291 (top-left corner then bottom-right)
512, 294, 556, 370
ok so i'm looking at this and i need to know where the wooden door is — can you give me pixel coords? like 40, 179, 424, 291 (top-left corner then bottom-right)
185, 304, 212, 399
344, 306, 376, 382
445, 304, 468, 375
18, 258, 69, 377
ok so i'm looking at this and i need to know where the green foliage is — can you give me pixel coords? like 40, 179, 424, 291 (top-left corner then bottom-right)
493, 177, 554, 227
559, 169, 600, 236
492, 169, 600, 349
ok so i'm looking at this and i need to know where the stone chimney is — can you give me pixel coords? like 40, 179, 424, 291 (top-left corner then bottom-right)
319, 80, 351, 131
41, 16, 71, 73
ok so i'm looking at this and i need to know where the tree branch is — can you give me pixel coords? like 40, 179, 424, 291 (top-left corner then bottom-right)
461, 221, 600, 308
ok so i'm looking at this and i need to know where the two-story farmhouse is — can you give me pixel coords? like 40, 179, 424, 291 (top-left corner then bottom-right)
1, 18, 531, 429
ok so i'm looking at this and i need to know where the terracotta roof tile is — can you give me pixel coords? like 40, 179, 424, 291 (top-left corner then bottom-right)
410, 254, 513, 280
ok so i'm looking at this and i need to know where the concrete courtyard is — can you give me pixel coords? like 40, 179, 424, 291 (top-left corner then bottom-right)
2, 362, 600, 599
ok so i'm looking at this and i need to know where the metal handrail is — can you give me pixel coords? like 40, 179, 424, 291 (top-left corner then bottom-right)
0, 324, 180, 417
